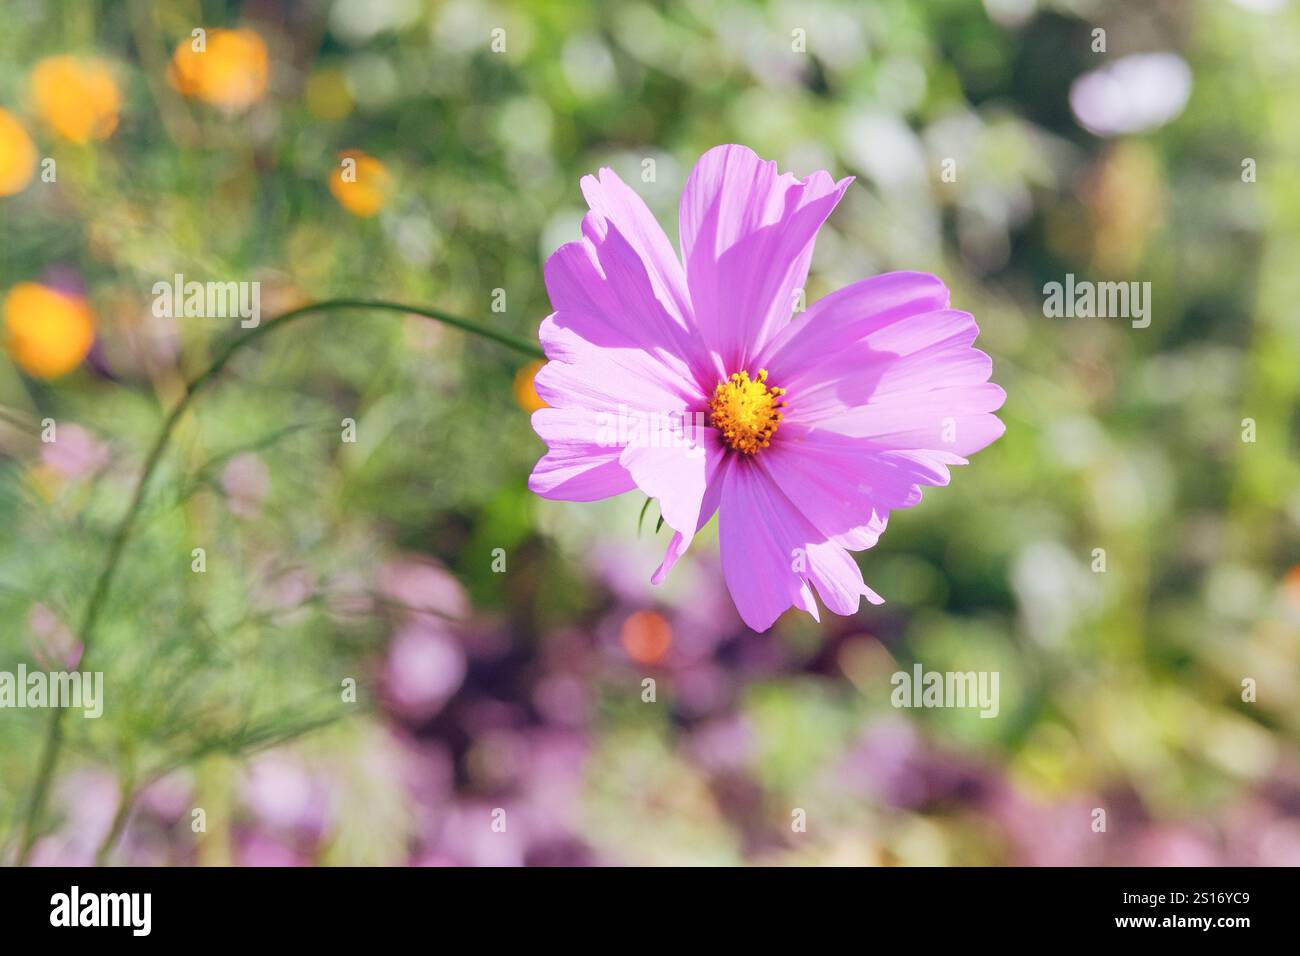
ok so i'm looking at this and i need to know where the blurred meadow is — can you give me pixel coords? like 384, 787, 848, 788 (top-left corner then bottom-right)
2, 0, 1299, 866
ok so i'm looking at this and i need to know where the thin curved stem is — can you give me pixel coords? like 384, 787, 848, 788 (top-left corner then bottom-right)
16, 298, 541, 865
93, 754, 135, 867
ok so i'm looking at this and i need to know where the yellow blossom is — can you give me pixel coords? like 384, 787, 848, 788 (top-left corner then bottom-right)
513, 359, 548, 413
4, 283, 96, 379
31, 56, 121, 143
328, 150, 391, 217
0, 109, 37, 196
169, 28, 269, 111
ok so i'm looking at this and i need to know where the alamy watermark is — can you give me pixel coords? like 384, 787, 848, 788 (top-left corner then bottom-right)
595, 406, 709, 451
1042, 273, 1151, 328
50, 886, 150, 936
891, 664, 999, 718
152, 273, 261, 328
0, 665, 103, 718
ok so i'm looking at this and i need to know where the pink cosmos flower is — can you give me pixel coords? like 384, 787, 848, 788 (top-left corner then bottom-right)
528, 145, 1005, 632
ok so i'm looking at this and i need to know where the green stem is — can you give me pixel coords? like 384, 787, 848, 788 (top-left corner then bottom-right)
15, 298, 540, 865
93, 750, 135, 867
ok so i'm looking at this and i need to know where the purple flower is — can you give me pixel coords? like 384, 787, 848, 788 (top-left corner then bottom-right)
378, 556, 470, 621
1069, 53, 1192, 138
221, 451, 270, 518
528, 145, 1004, 631
28, 769, 119, 866
27, 602, 83, 669
381, 621, 467, 721
40, 423, 109, 480
240, 753, 332, 840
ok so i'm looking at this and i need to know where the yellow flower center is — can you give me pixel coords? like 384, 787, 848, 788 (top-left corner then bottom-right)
708, 369, 786, 455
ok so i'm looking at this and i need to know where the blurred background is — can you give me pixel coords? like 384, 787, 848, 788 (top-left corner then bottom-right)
1, 0, 1299, 866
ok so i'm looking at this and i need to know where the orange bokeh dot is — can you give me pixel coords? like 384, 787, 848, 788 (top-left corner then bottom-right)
1283, 565, 1300, 614
328, 149, 392, 217
31, 55, 121, 143
0, 108, 37, 196
620, 611, 672, 665
513, 359, 547, 413
4, 282, 96, 380
169, 27, 268, 112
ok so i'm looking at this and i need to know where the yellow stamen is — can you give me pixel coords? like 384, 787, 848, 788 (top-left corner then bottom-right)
708, 369, 786, 455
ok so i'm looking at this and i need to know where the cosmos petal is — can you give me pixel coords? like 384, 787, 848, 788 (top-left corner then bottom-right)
545, 211, 710, 390
580, 167, 694, 329
765, 282, 1006, 456
536, 313, 704, 413
527, 407, 636, 501
718, 462, 880, 633
755, 271, 951, 371
620, 428, 727, 584
679, 144, 851, 376
761, 422, 954, 550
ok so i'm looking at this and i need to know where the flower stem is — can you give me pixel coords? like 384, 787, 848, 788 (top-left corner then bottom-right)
15, 298, 541, 865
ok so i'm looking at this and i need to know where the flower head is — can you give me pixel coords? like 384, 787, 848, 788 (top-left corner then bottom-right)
221, 451, 270, 518
620, 610, 673, 665
31, 55, 121, 143
169, 28, 268, 112
527, 145, 1005, 632
4, 282, 95, 379
328, 149, 391, 217
40, 423, 110, 479
0, 108, 37, 196
513, 359, 548, 413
